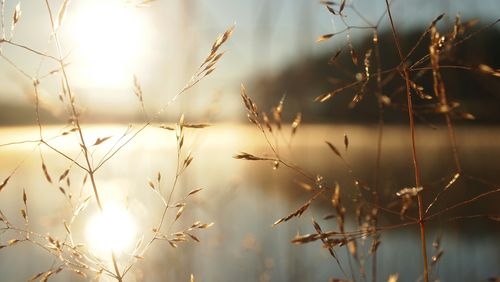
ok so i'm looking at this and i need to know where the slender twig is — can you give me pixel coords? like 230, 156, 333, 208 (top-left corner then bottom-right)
43, 1, 118, 280
0, 53, 32, 79
426, 188, 500, 221
40, 140, 88, 172
0, 39, 60, 61
371, 28, 384, 282
94, 123, 149, 171
384, 1, 429, 281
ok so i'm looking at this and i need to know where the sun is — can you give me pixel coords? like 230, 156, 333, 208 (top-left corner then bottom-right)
69, 0, 150, 88
86, 204, 137, 255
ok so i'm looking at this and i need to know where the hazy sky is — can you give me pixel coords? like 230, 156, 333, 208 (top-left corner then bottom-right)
0, 0, 499, 121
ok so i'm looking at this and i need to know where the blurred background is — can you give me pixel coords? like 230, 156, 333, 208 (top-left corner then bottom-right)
0, 0, 499, 124
1, 0, 500, 281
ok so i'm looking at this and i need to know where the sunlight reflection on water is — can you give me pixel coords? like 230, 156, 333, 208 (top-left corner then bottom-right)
0, 124, 499, 281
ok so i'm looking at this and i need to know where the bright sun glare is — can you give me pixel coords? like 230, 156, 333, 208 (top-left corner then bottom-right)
70, 0, 149, 88
86, 204, 136, 255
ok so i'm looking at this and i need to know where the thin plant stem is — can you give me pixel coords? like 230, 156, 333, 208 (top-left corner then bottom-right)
426, 188, 500, 221
0, 39, 60, 61
372, 28, 384, 282
384, 1, 429, 281
43, 1, 119, 280
429, 30, 462, 173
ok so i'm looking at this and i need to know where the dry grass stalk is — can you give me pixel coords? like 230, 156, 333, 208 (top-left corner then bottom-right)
0, 175, 11, 191
383, 1, 430, 280
273, 190, 324, 226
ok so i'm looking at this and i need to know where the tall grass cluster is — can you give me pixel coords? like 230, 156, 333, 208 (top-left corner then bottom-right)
236, 1, 499, 282
1, 0, 232, 281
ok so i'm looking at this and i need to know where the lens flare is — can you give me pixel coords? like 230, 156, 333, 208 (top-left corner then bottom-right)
86, 204, 136, 255
69, 0, 150, 88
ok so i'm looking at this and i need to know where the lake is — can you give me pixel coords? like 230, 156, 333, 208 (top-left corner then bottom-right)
0, 124, 499, 281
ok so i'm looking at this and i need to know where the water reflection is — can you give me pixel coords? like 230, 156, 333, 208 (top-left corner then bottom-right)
0, 124, 499, 281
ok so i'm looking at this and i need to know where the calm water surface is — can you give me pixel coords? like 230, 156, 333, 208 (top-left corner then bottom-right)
0, 124, 499, 281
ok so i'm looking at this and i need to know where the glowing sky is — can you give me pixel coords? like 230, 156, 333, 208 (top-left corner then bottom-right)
0, 0, 498, 120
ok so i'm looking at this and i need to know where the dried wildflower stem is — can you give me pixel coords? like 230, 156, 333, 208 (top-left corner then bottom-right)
0, 39, 59, 61
122, 130, 183, 277
40, 140, 87, 171
162, 145, 182, 232
372, 28, 384, 282
426, 188, 500, 221
111, 252, 122, 282
368, 201, 417, 222
293, 220, 421, 245
94, 123, 149, 171
43, 1, 122, 280
384, 1, 429, 281
0, 139, 41, 147
43, 1, 103, 210
443, 103, 461, 172
410, 19, 500, 70
33, 82, 44, 139
445, 214, 500, 222
429, 26, 461, 173
410, 65, 475, 72
3, 221, 112, 276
